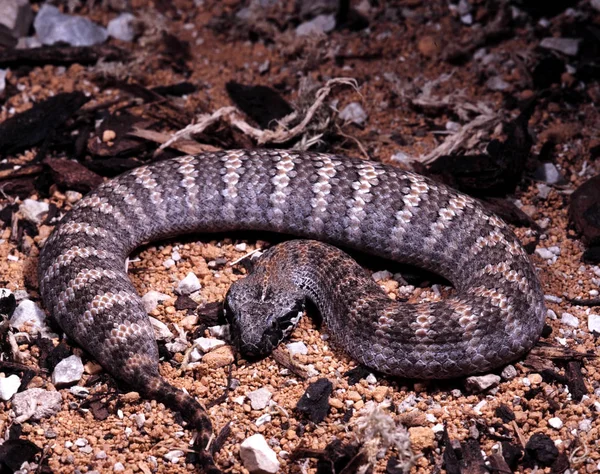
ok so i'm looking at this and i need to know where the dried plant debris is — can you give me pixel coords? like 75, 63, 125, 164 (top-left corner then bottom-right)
0, 91, 89, 158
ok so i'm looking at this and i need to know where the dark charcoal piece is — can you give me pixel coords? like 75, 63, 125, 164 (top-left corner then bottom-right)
0, 45, 126, 68
0, 92, 89, 157
43, 157, 104, 193
569, 174, 600, 246
41, 340, 72, 372
533, 56, 566, 89
226, 81, 293, 130
426, 100, 535, 197
462, 438, 487, 474
0, 290, 16, 318
582, 245, 600, 264
197, 301, 225, 326
90, 400, 110, 421
566, 361, 588, 402
175, 295, 198, 312
495, 404, 516, 423
0, 439, 41, 472
152, 82, 197, 97
442, 428, 461, 474
501, 441, 523, 470
315, 439, 364, 474
296, 378, 333, 423
344, 365, 371, 385
525, 433, 558, 467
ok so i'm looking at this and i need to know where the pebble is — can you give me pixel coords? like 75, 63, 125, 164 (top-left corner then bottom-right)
189, 347, 202, 362
255, 413, 271, 426
52, 355, 84, 386
235, 243, 247, 251
501, 365, 517, 380
201, 345, 234, 368
372, 270, 393, 282
148, 316, 173, 340
548, 417, 563, 429
529, 373, 543, 385
535, 248, 555, 260
69, 386, 90, 398
65, 190, 82, 203
95, 451, 107, 460
547, 309, 557, 320
536, 183, 552, 199
246, 387, 272, 410
390, 150, 413, 166
486, 76, 511, 91
544, 295, 562, 304
533, 162, 565, 184
34, 4, 108, 46
113, 462, 125, 472
372, 386, 388, 403
12, 388, 62, 422
465, 374, 501, 392
338, 102, 368, 126
0, 0, 33, 37
194, 337, 226, 353
75, 438, 88, 447
588, 314, 600, 333
141, 291, 171, 313
9, 299, 48, 335
107, 13, 136, 41
295, 14, 335, 36
0, 374, 21, 401
176, 272, 201, 295
240, 434, 280, 474
19, 199, 49, 224
561, 312, 579, 328
408, 427, 436, 450
365, 373, 377, 384
163, 258, 175, 268
578, 419, 592, 432
164, 450, 185, 463
540, 37, 581, 56
286, 341, 308, 356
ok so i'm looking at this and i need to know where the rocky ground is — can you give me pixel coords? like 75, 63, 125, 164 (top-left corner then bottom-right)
0, 0, 599, 473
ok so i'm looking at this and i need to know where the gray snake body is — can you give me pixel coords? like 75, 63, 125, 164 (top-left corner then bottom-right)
38, 149, 546, 471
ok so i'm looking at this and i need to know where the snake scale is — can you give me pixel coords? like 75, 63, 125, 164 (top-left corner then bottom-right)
38, 149, 546, 471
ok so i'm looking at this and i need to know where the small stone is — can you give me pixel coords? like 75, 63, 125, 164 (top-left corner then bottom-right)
84, 361, 103, 375
102, 129, 116, 142
465, 374, 501, 392
537, 183, 552, 199
12, 388, 63, 422
69, 386, 89, 398
0, 374, 21, 401
246, 387, 272, 410
408, 427, 436, 450
588, 314, 600, 333
113, 462, 125, 472
107, 13, 136, 42
372, 386, 388, 403
164, 450, 185, 463
295, 14, 335, 36
148, 316, 173, 341
486, 76, 511, 91
34, 4, 108, 47
19, 199, 49, 224
338, 102, 367, 126
176, 272, 201, 295
163, 258, 175, 269
52, 355, 84, 386
417, 35, 439, 57
141, 291, 171, 313
286, 341, 308, 356
533, 162, 565, 184
540, 37, 581, 56
390, 150, 413, 166
561, 312, 579, 328
578, 419, 592, 432
255, 413, 271, 426
296, 378, 332, 423
122, 392, 140, 403
201, 345, 234, 368
240, 434, 280, 474
372, 270, 393, 281
75, 438, 88, 447
95, 451, 107, 460
194, 337, 226, 353
189, 347, 202, 362
529, 373, 543, 385
365, 373, 377, 384
65, 190, 82, 203
548, 417, 563, 429
235, 242, 247, 251
10, 299, 48, 335
535, 248, 555, 260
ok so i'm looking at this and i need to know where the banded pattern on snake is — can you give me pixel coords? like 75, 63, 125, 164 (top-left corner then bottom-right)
38, 149, 546, 472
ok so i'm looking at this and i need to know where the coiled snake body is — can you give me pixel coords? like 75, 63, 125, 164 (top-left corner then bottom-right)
38, 149, 546, 471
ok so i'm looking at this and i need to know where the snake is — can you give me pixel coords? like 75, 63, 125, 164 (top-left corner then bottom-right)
38, 149, 547, 472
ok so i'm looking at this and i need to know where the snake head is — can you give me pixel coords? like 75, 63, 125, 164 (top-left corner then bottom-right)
224, 275, 305, 359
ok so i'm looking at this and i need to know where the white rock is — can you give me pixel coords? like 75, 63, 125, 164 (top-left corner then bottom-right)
171, 250, 181, 261
486, 76, 510, 91
339, 102, 367, 126
501, 365, 517, 380
209, 324, 230, 339
12, 388, 62, 422
588, 314, 600, 333
10, 299, 48, 335
533, 162, 564, 184
296, 14, 335, 36
133, 413, 145, 429
390, 150, 413, 166
240, 434, 280, 474
365, 373, 377, 384
286, 341, 308, 356
164, 450, 185, 463
141, 291, 171, 313
561, 312, 579, 328
536, 183, 552, 199
535, 248, 555, 260
465, 374, 501, 392
0, 374, 21, 401
65, 190, 82, 203
95, 451, 107, 460
189, 347, 203, 362
165, 340, 188, 353
163, 258, 175, 268
177, 272, 201, 295
246, 387, 272, 410
113, 462, 125, 472
548, 417, 563, 429
52, 355, 84, 386
34, 4, 108, 47
372, 270, 393, 281
19, 199, 49, 224
235, 243, 247, 252
194, 337, 226, 353
149, 316, 173, 340
107, 13, 136, 42
540, 37, 581, 56
578, 419, 592, 432
255, 413, 272, 426
75, 438, 88, 447
69, 386, 90, 398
